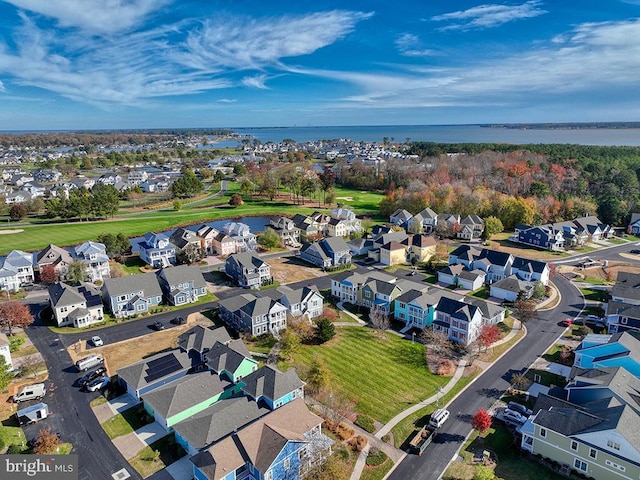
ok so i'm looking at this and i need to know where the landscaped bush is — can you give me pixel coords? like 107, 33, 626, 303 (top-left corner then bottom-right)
355, 414, 376, 433
7, 444, 25, 454
437, 359, 456, 375
325, 420, 355, 441
9, 335, 25, 352
348, 435, 368, 452
366, 447, 387, 467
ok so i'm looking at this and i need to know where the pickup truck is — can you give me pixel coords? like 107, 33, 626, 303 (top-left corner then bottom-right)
409, 425, 438, 456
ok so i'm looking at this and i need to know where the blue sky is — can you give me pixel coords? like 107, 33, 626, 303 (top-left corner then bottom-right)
0, 0, 639, 130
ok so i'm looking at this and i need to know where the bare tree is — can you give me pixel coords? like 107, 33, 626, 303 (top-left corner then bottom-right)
316, 389, 355, 424
421, 328, 453, 358
511, 372, 532, 391
369, 309, 390, 331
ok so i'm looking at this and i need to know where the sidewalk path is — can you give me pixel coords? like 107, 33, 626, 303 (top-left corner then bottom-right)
336, 301, 366, 325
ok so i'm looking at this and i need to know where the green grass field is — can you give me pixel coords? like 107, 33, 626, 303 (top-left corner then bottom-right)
283, 326, 449, 423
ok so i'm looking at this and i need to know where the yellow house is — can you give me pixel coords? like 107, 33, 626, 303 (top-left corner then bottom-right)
404, 234, 437, 262
380, 241, 407, 266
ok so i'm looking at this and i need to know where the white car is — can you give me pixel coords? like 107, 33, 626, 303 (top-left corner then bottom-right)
90, 335, 103, 347
85, 376, 109, 392
503, 409, 527, 425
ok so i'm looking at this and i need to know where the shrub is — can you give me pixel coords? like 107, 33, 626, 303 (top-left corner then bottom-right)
9, 335, 25, 352
7, 444, 24, 454
333, 422, 355, 441
348, 435, 368, 452
381, 434, 391, 443
355, 414, 376, 433
437, 359, 456, 375
366, 447, 387, 467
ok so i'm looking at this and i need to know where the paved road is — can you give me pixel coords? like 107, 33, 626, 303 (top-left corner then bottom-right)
388, 274, 583, 480
22, 302, 142, 480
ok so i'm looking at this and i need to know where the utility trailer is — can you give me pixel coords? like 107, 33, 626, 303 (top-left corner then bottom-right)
409, 424, 438, 456
17, 402, 49, 426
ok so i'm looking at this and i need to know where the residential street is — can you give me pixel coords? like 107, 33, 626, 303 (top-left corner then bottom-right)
18, 240, 640, 480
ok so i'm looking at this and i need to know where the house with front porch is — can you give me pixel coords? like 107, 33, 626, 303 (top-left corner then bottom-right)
74, 241, 111, 283
36, 244, 74, 281
218, 293, 288, 336
328, 208, 362, 238
241, 364, 305, 410
137, 232, 176, 268
269, 217, 300, 247
222, 221, 257, 252
156, 265, 207, 306
0, 250, 34, 292
225, 252, 271, 289
457, 215, 484, 240
394, 290, 439, 330
403, 234, 437, 263
517, 225, 565, 251
432, 295, 483, 345
574, 215, 613, 241
380, 241, 407, 266
407, 207, 438, 234
101, 272, 163, 318
48, 281, 104, 328
361, 278, 404, 320
490, 275, 533, 302
279, 286, 324, 320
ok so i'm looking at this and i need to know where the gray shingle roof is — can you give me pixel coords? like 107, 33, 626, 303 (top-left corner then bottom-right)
177, 326, 232, 355
158, 264, 206, 289
173, 396, 271, 450
206, 341, 253, 376
117, 349, 192, 390
141, 370, 232, 419
241, 365, 304, 403
612, 272, 640, 302
102, 272, 162, 298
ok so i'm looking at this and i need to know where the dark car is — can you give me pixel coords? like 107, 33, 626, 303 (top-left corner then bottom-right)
507, 401, 532, 417
153, 320, 165, 331
171, 316, 186, 325
78, 366, 107, 387
630, 249, 640, 254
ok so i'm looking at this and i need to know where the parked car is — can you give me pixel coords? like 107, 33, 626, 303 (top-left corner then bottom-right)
90, 335, 103, 347
79, 367, 107, 387
630, 249, 640, 254
503, 409, 527, 425
561, 318, 573, 326
507, 402, 532, 417
152, 320, 165, 331
171, 316, 186, 325
85, 376, 109, 392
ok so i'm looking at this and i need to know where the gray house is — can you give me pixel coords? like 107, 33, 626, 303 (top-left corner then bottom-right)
225, 252, 271, 289
218, 293, 288, 336
156, 265, 207, 306
101, 272, 163, 318
177, 325, 232, 365
299, 237, 352, 268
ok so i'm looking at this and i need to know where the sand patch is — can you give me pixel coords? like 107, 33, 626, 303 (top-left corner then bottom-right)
0, 229, 24, 234
336, 196, 354, 201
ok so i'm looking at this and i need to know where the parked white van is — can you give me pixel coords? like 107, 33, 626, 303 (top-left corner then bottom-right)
429, 408, 450, 428
14, 383, 46, 403
76, 354, 104, 372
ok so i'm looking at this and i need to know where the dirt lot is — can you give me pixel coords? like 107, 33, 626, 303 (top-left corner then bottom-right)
67, 314, 211, 374
269, 257, 327, 285
558, 260, 640, 281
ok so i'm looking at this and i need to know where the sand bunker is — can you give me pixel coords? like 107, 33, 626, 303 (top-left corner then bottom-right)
0, 229, 24, 235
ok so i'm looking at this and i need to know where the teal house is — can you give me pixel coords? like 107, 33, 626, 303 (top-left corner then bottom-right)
574, 331, 640, 379
394, 290, 438, 329
142, 370, 241, 430
241, 365, 305, 410
206, 340, 258, 383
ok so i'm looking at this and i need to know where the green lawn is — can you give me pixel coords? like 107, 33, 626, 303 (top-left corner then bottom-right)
580, 287, 609, 302
283, 326, 449, 424
243, 335, 278, 355
331, 185, 385, 216
445, 424, 566, 480
102, 405, 148, 439
129, 434, 186, 478
526, 368, 567, 388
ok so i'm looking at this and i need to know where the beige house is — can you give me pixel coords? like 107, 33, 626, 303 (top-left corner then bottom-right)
380, 241, 407, 266
404, 234, 437, 262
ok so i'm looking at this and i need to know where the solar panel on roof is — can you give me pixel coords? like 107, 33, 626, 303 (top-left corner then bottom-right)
144, 353, 183, 383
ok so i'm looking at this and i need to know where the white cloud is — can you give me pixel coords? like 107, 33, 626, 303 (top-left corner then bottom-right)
0, 8, 372, 105
432, 1, 547, 31
181, 10, 373, 71
395, 33, 437, 57
0, 80, 4, 92
302, 19, 640, 110
3, 0, 169, 34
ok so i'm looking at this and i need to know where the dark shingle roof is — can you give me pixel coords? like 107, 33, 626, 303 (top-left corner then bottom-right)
177, 326, 232, 355
117, 349, 192, 390
102, 272, 162, 298
241, 365, 304, 403
206, 341, 253, 376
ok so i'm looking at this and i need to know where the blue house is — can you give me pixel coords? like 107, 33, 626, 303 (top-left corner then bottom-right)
190, 398, 332, 480
574, 331, 640, 379
241, 364, 305, 410
394, 289, 438, 329
137, 232, 176, 268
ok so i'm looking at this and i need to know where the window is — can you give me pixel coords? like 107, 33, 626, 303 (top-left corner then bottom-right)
284, 457, 290, 470
264, 470, 273, 480
574, 459, 587, 472
621, 317, 627, 324
605, 459, 625, 472
589, 448, 597, 459
299, 448, 307, 460
607, 440, 621, 450
570, 441, 578, 451
540, 428, 547, 438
